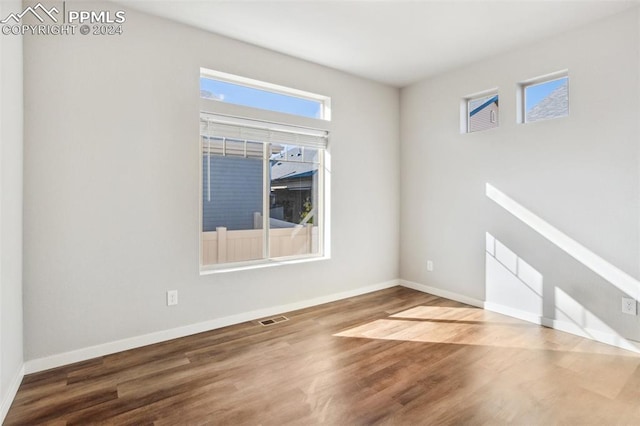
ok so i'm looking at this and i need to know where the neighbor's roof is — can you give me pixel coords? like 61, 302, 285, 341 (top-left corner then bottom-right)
526, 84, 568, 122
270, 147, 317, 181
470, 95, 499, 117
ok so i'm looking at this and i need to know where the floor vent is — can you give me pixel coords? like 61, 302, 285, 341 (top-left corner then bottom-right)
258, 316, 289, 326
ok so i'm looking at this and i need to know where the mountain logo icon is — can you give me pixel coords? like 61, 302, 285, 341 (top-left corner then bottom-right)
1, 3, 59, 24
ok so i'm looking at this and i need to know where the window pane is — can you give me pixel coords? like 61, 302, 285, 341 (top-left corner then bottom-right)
525, 77, 568, 123
199, 80, 328, 269
200, 77, 323, 119
201, 154, 265, 265
468, 94, 499, 133
268, 144, 320, 258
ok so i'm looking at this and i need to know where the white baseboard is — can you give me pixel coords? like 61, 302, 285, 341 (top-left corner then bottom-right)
23, 277, 640, 377
24, 279, 400, 374
542, 317, 640, 353
1, 363, 25, 423
401, 280, 640, 354
399, 279, 485, 308
485, 301, 640, 354
483, 302, 544, 325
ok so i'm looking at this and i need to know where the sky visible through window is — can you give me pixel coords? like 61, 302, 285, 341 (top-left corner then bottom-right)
200, 77, 323, 119
525, 77, 568, 113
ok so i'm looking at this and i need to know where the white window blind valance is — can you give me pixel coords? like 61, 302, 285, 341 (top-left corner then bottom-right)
200, 113, 329, 151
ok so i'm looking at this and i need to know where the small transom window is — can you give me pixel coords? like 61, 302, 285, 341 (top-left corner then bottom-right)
463, 91, 499, 133
200, 68, 330, 120
520, 72, 569, 123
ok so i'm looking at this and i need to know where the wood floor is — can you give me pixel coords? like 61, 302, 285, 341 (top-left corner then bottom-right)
6, 286, 640, 425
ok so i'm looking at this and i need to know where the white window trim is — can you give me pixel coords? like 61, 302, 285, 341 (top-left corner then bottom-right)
199, 254, 330, 275
200, 112, 329, 144
200, 67, 332, 121
517, 69, 569, 124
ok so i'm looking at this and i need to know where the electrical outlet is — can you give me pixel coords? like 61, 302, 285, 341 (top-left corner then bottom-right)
167, 290, 178, 306
622, 297, 636, 315
426, 260, 434, 272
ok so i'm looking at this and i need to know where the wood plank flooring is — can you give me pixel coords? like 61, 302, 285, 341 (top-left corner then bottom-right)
6, 286, 640, 425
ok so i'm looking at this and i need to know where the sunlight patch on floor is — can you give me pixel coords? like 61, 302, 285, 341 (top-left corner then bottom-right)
335, 305, 640, 358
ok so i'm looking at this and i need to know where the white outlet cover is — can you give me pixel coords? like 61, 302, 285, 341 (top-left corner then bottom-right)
426, 260, 434, 271
622, 297, 637, 315
167, 290, 178, 306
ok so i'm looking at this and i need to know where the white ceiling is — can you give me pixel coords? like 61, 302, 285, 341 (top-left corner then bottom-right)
117, 0, 638, 87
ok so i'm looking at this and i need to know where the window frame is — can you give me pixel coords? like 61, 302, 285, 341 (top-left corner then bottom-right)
200, 68, 332, 121
518, 70, 569, 124
461, 89, 499, 134
199, 69, 331, 274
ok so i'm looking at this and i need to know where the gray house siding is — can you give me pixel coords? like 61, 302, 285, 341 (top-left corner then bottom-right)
202, 156, 262, 231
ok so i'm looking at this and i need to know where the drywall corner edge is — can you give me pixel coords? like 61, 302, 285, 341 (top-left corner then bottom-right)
0, 363, 24, 423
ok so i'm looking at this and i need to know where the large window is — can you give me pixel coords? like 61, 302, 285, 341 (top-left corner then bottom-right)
199, 69, 329, 271
200, 115, 327, 269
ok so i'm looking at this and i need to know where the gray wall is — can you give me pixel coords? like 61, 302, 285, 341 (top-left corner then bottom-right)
400, 9, 640, 341
23, 1, 400, 360
0, 0, 24, 418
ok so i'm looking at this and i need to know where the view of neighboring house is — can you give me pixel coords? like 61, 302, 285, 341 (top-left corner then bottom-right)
202, 155, 263, 231
269, 147, 318, 226
468, 94, 499, 132
202, 146, 318, 232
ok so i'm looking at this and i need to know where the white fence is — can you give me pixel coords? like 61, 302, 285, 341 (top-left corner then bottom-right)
202, 225, 318, 265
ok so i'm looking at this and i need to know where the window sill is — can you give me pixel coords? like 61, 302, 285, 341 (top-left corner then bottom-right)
199, 254, 330, 275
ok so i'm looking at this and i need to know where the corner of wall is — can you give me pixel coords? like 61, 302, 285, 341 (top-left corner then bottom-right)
399, 8, 640, 353
0, 0, 25, 421
0, 364, 24, 423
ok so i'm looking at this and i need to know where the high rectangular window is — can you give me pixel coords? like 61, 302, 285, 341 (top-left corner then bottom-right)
520, 73, 569, 123
200, 68, 331, 120
464, 92, 499, 133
